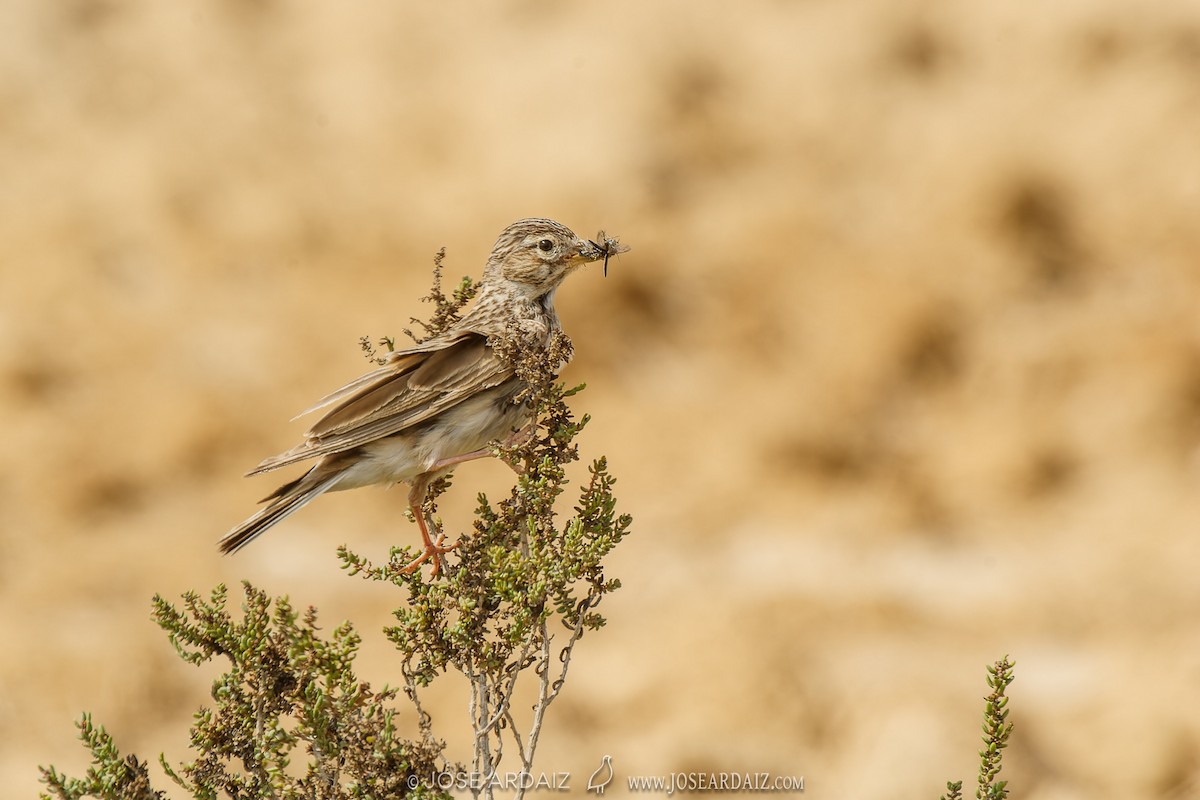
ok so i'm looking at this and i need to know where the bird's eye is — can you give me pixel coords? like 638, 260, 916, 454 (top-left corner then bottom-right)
537, 238, 554, 252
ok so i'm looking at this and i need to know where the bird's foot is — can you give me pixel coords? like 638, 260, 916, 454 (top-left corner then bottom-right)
400, 533, 460, 577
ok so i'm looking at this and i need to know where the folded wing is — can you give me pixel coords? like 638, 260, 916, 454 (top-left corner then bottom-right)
248, 332, 511, 475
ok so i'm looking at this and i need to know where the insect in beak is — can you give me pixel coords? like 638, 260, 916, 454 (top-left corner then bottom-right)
589, 231, 630, 277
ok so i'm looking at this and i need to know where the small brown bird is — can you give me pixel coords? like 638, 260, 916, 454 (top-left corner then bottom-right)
219, 218, 626, 574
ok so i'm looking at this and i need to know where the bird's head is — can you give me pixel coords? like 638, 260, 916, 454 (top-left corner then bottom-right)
483, 218, 614, 299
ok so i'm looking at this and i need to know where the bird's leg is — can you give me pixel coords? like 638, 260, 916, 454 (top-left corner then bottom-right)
427, 448, 492, 471
399, 426, 539, 576
427, 424, 538, 476
400, 477, 459, 576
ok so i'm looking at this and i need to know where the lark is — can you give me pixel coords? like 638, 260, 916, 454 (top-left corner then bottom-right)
219, 218, 628, 574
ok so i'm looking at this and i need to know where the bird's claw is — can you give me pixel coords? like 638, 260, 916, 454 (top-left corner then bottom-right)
400, 533, 460, 577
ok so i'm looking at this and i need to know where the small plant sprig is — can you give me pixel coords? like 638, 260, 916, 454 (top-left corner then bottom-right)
940, 781, 963, 800
977, 656, 1016, 800
361, 248, 476, 365
940, 656, 1016, 800
39, 716, 161, 800
359, 334, 396, 365
401, 247, 478, 345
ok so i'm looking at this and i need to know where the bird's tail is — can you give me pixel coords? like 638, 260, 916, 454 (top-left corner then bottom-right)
218, 468, 341, 555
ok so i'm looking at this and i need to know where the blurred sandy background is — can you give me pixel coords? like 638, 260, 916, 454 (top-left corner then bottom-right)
3, 1, 1200, 798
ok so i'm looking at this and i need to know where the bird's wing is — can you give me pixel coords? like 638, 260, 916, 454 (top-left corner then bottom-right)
248, 331, 513, 475
289, 334, 461, 420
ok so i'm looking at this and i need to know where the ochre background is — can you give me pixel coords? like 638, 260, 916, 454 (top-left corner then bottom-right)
3, 2, 1200, 798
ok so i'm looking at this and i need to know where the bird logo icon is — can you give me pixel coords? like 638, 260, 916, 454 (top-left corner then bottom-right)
587, 754, 614, 794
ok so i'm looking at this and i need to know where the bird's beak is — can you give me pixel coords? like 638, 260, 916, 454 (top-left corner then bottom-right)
575, 238, 606, 262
